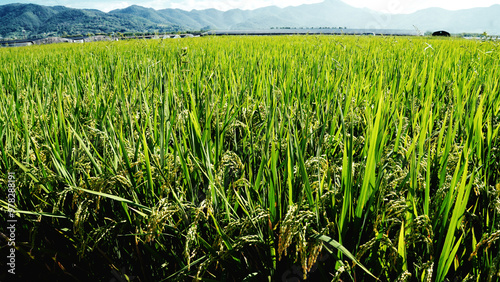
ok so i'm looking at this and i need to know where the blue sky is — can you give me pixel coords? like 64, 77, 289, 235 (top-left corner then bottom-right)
0, 0, 499, 13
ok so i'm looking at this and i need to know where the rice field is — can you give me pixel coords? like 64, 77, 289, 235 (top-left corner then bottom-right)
0, 35, 499, 281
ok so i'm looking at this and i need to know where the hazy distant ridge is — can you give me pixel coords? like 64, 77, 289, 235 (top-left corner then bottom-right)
0, 1, 499, 38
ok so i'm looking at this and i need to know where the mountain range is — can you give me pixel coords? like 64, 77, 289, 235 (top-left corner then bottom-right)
1, 1, 499, 39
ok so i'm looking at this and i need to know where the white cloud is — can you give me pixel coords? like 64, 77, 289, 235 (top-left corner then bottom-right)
343, 0, 500, 14
169, 0, 322, 11
2, 0, 499, 13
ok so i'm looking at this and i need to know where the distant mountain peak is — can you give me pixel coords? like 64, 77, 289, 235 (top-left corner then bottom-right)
0, 2, 498, 39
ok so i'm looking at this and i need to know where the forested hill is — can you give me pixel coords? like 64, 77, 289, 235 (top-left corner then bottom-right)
1, 1, 499, 39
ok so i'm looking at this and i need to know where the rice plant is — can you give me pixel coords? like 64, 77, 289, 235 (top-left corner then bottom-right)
0, 35, 499, 281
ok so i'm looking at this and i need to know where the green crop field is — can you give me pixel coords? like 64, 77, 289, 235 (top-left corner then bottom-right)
1, 36, 499, 281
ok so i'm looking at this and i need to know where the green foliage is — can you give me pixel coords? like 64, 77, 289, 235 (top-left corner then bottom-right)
2, 3, 500, 40
0, 36, 499, 281
0, 3, 182, 39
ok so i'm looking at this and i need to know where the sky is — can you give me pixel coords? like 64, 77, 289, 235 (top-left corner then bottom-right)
1, 0, 499, 13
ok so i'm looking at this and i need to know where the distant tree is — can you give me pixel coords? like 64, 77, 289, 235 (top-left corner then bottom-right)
432, 30, 450, 37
